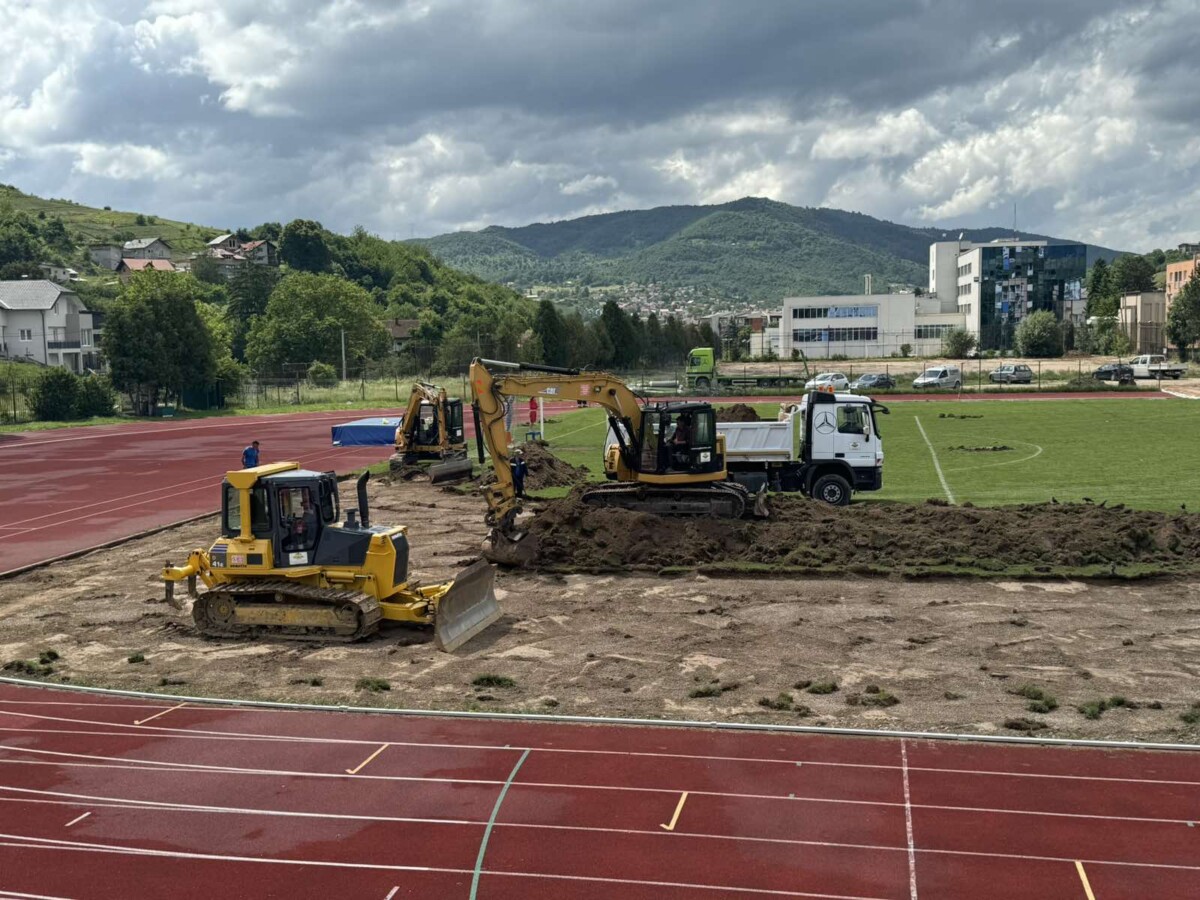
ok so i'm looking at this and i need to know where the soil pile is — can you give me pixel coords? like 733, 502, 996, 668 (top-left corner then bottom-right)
715, 403, 761, 422
525, 493, 1200, 576
478, 442, 590, 491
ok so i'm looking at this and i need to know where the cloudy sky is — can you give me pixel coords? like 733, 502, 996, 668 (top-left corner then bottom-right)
2, 0, 1197, 250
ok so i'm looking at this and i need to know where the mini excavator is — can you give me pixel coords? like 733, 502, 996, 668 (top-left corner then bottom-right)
390, 381, 473, 483
469, 358, 766, 564
162, 463, 500, 650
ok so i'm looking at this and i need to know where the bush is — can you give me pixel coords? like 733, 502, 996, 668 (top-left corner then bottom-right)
76, 375, 117, 417
215, 356, 249, 394
307, 361, 338, 387
941, 328, 977, 359
899, 343, 912, 358
1015, 311, 1064, 358
28, 368, 80, 420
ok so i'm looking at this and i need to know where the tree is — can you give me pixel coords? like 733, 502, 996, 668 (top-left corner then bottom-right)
599, 301, 637, 368
644, 312, 664, 367
245, 273, 390, 374
1015, 311, 1063, 358
1166, 270, 1200, 361
102, 271, 217, 414
227, 265, 279, 360
1110, 254, 1156, 295
279, 219, 332, 272
190, 253, 223, 285
1085, 259, 1113, 317
941, 328, 976, 359
533, 299, 569, 367
562, 311, 599, 368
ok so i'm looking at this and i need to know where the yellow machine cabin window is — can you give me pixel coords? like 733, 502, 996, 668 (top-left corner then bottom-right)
223, 484, 270, 537
278, 486, 318, 552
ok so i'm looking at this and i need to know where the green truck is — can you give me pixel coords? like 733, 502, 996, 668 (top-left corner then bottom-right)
684, 346, 811, 392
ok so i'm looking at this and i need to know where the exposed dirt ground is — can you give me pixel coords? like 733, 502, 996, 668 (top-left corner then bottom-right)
714, 403, 762, 422
477, 441, 591, 491
3, 479, 1200, 743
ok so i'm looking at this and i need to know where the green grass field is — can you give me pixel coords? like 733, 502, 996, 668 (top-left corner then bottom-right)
534, 399, 1200, 512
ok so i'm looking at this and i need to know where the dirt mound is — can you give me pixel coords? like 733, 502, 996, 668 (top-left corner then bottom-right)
715, 403, 761, 422
949, 445, 1013, 452
525, 493, 1200, 576
478, 442, 590, 491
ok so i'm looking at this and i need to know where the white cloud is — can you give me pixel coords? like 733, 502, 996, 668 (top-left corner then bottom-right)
811, 109, 939, 161
71, 142, 178, 181
560, 174, 618, 196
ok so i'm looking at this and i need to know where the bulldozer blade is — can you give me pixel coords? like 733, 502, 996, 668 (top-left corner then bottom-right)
434, 559, 502, 652
428, 456, 474, 484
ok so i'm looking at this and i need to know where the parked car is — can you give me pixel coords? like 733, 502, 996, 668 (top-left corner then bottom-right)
850, 373, 896, 390
912, 366, 962, 389
804, 372, 850, 391
989, 364, 1033, 384
1128, 355, 1186, 379
1093, 363, 1134, 385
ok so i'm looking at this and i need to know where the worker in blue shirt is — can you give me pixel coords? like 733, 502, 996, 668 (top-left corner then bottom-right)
242, 440, 260, 468
511, 448, 528, 498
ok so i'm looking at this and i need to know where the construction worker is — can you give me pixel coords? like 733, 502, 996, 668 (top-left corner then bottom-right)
528, 396, 538, 425
511, 448, 529, 498
242, 440, 260, 468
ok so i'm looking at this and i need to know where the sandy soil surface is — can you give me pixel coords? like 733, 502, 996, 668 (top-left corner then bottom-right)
3, 479, 1200, 743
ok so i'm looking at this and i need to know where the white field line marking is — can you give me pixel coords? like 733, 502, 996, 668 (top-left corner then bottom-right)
942, 439, 1044, 473
3, 754, 1197, 829
383, 888, 399, 900
3, 792, 1200, 876
11, 712, 1200, 790
62, 812, 89, 828
1161, 389, 1200, 400
660, 792, 688, 831
544, 415, 603, 446
0, 834, 873, 900
470, 749, 530, 900
913, 416, 955, 504
345, 743, 389, 775
133, 702, 187, 726
901, 739, 918, 900
0, 891, 79, 900
1075, 860, 1097, 900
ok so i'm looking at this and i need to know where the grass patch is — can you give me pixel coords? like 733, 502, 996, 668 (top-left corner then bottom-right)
805, 680, 839, 695
3, 659, 54, 677
1077, 696, 1138, 720
355, 677, 391, 693
472, 674, 516, 689
1003, 717, 1048, 732
688, 679, 740, 699
757, 693, 794, 711
288, 676, 325, 687
1181, 702, 1200, 725
126, 653, 146, 664
847, 687, 900, 708
1011, 684, 1059, 714
158, 677, 187, 687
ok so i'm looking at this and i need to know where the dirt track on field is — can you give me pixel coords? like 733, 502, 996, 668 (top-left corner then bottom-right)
4, 478, 1200, 742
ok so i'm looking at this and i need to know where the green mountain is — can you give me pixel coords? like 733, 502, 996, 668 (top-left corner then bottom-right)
417, 197, 1125, 301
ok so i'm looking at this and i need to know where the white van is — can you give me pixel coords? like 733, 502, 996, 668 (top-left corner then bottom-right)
912, 366, 962, 390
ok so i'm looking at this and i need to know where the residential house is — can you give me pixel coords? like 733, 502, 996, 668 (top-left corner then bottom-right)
0, 280, 99, 371
201, 236, 280, 277
207, 234, 240, 254
116, 258, 177, 283
1165, 256, 1199, 312
1178, 242, 1200, 255
388, 318, 420, 353
38, 263, 80, 284
88, 244, 122, 270
240, 239, 279, 267
122, 237, 172, 260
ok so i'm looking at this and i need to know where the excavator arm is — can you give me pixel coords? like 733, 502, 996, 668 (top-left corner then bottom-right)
468, 358, 646, 560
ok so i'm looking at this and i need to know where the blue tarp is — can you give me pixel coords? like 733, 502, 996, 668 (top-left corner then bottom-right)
331, 416, 402, 446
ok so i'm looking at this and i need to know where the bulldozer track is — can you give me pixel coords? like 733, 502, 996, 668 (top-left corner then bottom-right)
580, 480, 750, 518
193, 581, 383, 643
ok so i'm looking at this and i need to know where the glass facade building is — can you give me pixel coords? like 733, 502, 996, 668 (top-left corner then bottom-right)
974, 243, 1086, 350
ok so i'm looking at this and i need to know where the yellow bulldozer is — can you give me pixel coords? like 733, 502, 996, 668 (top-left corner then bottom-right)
469, 358, 766, 564
162, 462, 500, 650
390, 381, 473, 483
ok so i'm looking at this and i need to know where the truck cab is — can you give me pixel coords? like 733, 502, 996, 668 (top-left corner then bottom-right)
685, 347, 718, 391
797, 391, 884, 504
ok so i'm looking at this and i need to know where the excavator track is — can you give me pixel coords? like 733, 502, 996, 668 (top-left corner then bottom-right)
193, 581, 383, 643
580, 480, 751, 518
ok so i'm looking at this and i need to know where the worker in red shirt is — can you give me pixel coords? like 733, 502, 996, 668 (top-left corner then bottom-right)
529, 396, 538, 425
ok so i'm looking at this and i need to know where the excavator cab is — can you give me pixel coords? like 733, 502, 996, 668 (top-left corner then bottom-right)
221, 470, 342, 568
639, 403, 722, 476
393, 384, 472, 483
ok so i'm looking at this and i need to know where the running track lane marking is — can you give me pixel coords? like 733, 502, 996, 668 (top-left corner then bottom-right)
63, 813, 89, 828
470, 748, 530, 900
345, 743, 389, 775
1075, 861, 1097, 899
383, 888, 399, 900
132, 702, 186, 726
901, 739, 918, 899
913, 416, 955, 505
660, 791, 689, 831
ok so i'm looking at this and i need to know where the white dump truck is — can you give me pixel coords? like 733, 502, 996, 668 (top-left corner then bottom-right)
604, 391, 886, 506
1128, 355, 1187, 380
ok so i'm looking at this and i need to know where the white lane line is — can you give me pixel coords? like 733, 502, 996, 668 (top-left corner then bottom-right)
63, 813, 89, 828
383, 887, 399, 900
901, 739, 918, 900
3, 755, 1197, 828
0, 834, 879, 900
942, 439, 1044, 473
913, 416, 955, 505
0, 890, 79, 900
133, 702, 187, 726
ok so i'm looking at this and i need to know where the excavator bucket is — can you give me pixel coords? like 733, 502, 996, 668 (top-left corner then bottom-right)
482, 529, 538, 568
428, 455, 474, 484
433, 559, 502, 652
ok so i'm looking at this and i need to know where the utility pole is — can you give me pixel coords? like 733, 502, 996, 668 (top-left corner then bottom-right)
341, 330, 347, 382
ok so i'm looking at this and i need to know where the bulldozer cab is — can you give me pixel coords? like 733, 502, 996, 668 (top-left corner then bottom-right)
222, 470, 340, 568
639, 403, 721, 476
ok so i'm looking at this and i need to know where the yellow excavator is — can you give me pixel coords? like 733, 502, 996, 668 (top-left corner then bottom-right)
162, 463, 500, 650
390, 381, 473, 483
469, 358, 766, 564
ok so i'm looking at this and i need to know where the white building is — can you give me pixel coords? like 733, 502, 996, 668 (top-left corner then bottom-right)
0, 281, 99, 371
777, 293, 964, 360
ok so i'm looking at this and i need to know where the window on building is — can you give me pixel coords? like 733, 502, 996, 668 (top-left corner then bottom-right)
81, 329, 92, 347
791, 305, 877, 320
19, 328, 32, 341
915, 325, 955, 339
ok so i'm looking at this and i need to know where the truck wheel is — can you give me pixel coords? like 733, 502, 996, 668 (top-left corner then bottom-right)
812, 473, 851, 507
695, 377, 710, 391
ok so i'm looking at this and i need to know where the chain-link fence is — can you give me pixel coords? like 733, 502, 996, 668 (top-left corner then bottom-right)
0, 363, 42, 425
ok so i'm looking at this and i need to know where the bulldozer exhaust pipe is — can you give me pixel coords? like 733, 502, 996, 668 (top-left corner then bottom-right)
356, 471, 370, 529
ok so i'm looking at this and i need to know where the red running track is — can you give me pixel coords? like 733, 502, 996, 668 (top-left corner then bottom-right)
1, 682, 1198, 899
0, 405, 582, 575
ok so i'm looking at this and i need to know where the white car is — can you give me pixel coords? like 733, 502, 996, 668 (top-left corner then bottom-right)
804, 372, 850, 391
913, 366, 962, 389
